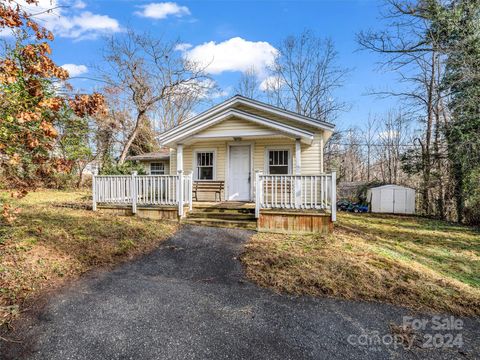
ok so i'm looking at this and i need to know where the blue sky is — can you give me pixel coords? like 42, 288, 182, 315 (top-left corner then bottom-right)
21, 0, 401, 130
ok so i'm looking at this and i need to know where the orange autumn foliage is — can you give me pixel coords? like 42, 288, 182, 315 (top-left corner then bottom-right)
0, 0, 106, 223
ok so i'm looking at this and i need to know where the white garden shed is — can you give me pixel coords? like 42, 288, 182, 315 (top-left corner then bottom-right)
367, 185, 416, 214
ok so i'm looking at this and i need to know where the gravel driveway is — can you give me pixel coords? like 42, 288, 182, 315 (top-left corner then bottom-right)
2, 225, 479, 359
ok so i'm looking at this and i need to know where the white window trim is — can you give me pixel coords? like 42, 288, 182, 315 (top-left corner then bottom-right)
264, 147, 293, 175
193, 148, 217, 180
150, 162, 166, 175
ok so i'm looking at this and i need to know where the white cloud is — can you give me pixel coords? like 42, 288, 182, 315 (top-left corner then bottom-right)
259, 75, 284, 91
61, 64, 88, 77
185, 37, 278, 77
53, 11, 121, 39
73, 0, 87, 9
135, 2, 190, 19
0, 0, 121, 40
175, 43, 192, 52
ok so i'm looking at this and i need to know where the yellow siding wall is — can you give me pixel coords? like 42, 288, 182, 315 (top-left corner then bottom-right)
165, 117, 326, 200
169, 136, 324, 177
300, 133, 323, 174
252, 138, 296, 172
198, 117, 274, 136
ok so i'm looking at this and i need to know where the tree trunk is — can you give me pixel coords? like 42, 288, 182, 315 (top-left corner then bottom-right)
452, 160, 464, 223
118, 111, 146, 165
422, 51, 437, 215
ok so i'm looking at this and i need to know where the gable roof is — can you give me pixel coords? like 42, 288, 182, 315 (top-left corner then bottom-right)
158, 95, 335, 147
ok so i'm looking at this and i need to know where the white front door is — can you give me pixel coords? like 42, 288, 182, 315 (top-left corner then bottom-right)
228, 145, 251, 201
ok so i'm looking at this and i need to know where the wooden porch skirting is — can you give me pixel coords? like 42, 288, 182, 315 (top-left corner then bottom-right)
96, 204, 333, 234
258, 209, 333, 234
97, 205, 186, 221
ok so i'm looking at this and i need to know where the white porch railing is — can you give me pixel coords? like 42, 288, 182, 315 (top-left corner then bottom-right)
92, 170, 337, 222
92, 171, 193, 216
255, 172, 336, 221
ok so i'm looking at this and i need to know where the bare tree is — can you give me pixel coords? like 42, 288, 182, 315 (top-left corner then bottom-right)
377, 111, 410, 184
340, 128, 364, 182
264, 29, 349, 122
100, 30, 210, 164
361, 115, 379, 182
357, 0, 450, 215
234, 66, 260, 99
155, 78, 215, 132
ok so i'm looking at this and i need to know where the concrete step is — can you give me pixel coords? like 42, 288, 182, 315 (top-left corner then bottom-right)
182, 217, 257, 230
187, 211, 256, 221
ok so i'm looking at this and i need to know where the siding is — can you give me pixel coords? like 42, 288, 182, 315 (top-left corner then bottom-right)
165, 117, 327, 200
170, 136, 324, 176
300, 133, 323, 174
198, 116, 276, 137
253, 138, 296, 173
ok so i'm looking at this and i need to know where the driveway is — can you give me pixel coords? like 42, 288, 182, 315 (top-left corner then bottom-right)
2, 225, 479, 359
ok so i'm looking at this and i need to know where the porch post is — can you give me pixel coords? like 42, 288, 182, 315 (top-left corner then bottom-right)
177, 144, 183, 172
92, 175, 97, 211
295, 139, 302, 208
255, 170, 262, 218
320, 136, 324, 173
131, 171, 137, 214
295, 139, 301, 175
187, 171, 193, 211
178, 170, 184, 217
331, 171, 337, 222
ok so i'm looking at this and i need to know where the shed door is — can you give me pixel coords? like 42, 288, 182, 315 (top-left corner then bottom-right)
228, 145, 251, 201
380, 188, 394, 213
394, 188, 406, 214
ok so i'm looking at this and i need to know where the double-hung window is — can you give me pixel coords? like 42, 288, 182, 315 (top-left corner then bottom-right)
196, 152, 214, 180
150, 162, 165, 175
267, 149, 290, 175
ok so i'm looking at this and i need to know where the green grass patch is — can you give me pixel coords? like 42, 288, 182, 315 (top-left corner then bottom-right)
241, 212, 480, 316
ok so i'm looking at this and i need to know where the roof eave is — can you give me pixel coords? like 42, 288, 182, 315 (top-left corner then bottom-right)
158, 109, 315, 147
157, 95, 335, 142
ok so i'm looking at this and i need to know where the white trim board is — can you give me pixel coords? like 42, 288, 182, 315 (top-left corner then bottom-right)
160, 109, 314, 147
157, 95, 333, 144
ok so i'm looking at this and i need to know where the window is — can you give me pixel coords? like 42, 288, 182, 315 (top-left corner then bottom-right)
268, 150, 290, 174
150, 162, 165, 175
196, 152, 214, 180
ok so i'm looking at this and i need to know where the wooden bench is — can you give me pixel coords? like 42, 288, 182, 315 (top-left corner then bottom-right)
193, 181, 224, 201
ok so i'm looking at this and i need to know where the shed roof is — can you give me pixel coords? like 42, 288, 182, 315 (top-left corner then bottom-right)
369, 184, 415, 191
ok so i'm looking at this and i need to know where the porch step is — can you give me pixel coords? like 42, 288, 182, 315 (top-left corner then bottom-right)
188, 211, 256, 221
182, 217, 257, 230
192, 205, 255, 214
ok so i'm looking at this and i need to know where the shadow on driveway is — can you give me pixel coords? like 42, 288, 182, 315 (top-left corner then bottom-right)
2, 225, 479, 359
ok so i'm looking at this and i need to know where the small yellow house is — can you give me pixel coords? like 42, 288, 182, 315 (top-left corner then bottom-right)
139, 95, 334, 202
96, 95, 337, 234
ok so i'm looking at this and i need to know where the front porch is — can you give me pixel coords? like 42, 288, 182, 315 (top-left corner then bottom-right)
92, 173, 335, 234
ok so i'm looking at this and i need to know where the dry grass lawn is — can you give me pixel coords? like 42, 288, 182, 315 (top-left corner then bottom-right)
0, 189, 177, 329
241, 212, 480, 316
